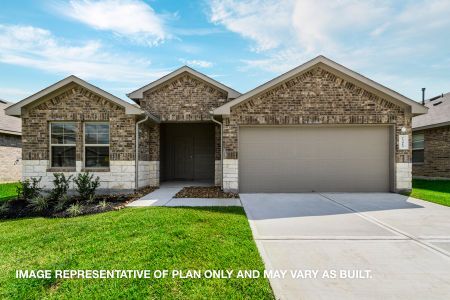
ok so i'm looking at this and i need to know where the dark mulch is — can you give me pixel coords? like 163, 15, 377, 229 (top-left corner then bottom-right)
174, 186, 239, 198
0, 186, 157, 220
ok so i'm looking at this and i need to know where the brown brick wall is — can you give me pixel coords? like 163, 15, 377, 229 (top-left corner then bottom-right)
214, 124, 221, 160
413, 126, 450, 178
223, 67, 411, 162
141, 72, 229, 121
22, 84, 136, 161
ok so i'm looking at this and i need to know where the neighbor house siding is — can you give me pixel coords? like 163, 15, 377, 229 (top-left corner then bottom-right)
222, 67, 412, 192
0, 133, 21, 182
21, 84, 138, 191
413, 126, 450, 179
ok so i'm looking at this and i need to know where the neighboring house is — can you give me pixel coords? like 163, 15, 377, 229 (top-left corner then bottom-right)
412, 93, 450, 179
0, 99, 22, 182
5, 56, 427, 193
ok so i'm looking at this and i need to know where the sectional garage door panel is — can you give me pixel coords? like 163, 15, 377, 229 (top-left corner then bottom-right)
239, 126, 390, 193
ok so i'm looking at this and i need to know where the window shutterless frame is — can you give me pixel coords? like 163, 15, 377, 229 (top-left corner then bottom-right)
83, 122, 110, 168
49, 121, 77, 168
412, 133, 425, 164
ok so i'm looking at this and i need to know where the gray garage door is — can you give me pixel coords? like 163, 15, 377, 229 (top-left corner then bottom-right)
239, 126, 390, 192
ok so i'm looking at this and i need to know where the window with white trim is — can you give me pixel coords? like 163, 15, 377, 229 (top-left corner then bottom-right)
50, 122, 76, 167
84, 123, 110, 168
412, 133, 424, 163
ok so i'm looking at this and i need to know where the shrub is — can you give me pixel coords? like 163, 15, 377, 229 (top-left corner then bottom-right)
17, 177, 43, 200
54, 194, 70, 212
49, 173, 73, 203
73, 172, 100, 203
97, 200, 109, 210
27, 196, 49, 213
66, 203, 83, 217
0, 201, 10, 216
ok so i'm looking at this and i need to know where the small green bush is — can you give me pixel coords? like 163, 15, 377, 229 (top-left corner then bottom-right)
66, 203, 83, 217
74, 172, 100, 203
49, 173, 73, 203
17, 177, 43, 200
54, 194, 70, 212
27, 196, 49, 213
0, 201, 10, 216
97, 200, 109, 209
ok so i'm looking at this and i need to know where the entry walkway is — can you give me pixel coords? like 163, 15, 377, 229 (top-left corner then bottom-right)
127, 181, 241, 207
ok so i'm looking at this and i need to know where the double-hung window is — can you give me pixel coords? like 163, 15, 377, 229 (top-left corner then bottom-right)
412, 133, 425, 163
50, 122, 76, 168
85, 123, 110, 168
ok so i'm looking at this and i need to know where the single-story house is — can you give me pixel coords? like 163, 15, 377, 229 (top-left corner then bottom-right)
0, 99, 22, 182
412, 92, 450, 179
5, 56, 427, 193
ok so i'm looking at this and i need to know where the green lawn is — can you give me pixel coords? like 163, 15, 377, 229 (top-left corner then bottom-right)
0, 182, 19, 202
0, 207, 273, 299
410, 179, 450, 207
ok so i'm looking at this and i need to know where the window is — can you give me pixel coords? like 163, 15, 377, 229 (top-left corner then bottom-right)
412, 133, 424, 163
50, 122, 76, 168
85, 123, 110, 168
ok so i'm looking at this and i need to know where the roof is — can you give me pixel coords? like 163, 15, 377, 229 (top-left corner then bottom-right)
5, 75, 146, 117
127, 65, 241, 101
413, 92, 450, 130
212, 55, 428, 116
0, 99, 21, 135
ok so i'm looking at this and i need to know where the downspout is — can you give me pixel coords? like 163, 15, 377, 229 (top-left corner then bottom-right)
135, 114, 149, 190
211, 114, 223, 189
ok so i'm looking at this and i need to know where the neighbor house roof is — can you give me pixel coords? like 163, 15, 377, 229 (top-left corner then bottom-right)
0, 99, 21, 135
212, 55, 428, 116
5, 75, 149, 117
127, 65, 241, 101
413, 92, 450, 130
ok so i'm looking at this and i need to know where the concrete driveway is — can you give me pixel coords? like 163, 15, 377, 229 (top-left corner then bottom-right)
240, 193, 450, 300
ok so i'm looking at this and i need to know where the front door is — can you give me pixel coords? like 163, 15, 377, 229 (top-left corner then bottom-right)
173, 136, 194, 180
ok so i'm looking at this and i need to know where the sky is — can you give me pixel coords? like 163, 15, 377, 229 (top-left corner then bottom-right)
0, 0, 449, 103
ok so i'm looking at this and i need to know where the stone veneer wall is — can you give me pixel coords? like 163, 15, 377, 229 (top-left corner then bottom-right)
21, 84, 138, 191
222, 67, 412, 192
413, 126, 450, 179
0, 133, 22, 182
137, 122, 160, 188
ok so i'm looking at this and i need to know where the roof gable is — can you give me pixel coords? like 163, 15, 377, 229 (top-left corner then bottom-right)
5, 75, 144, 116
127, 66, 241, 100
212, 56, 427, 116
0, 100, 21, 135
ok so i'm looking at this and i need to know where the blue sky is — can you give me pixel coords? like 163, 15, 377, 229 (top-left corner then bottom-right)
0, 0, 449, 103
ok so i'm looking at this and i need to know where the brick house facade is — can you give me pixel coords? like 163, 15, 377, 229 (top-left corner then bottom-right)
6, 56, 427, 193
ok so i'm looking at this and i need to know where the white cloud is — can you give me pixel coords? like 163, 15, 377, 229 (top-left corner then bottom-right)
179, 59, 213, 68
207, 0, 450, 99
55, 0, 169, 46
0, 87, 31, 101
0, 24, 168, 83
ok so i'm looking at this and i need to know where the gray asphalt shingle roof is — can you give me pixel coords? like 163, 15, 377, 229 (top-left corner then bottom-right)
0, 99, 21, 134
412, 92, 450, 130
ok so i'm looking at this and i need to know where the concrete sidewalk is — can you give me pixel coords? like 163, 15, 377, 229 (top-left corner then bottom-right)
127, 182, 241, 207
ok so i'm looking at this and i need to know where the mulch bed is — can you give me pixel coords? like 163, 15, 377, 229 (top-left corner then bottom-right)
174, 186, 239, 198
0, 186, 157, 220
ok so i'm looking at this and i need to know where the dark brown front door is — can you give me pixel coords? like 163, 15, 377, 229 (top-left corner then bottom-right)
161, 123, 215, 181
173, 136, 194, 179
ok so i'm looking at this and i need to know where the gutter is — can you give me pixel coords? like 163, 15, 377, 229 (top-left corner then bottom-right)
135, 114, 149, 190
210, 114, 223, 189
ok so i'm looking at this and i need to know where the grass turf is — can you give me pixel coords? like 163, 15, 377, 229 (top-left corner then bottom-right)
410, 179, 450, 207
0, 182, 19, 202
0, 207, 273, 299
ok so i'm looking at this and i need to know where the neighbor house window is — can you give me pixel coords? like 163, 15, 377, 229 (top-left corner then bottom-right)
84, 123, 110, 168
50, 122, 76, 168
412, 133, 424, 163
